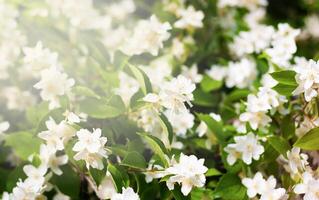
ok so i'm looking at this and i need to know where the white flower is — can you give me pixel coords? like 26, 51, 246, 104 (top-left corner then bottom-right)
2, 86, 36, 111
305, 14, 319, 39
122, 15, 171, 56
293, 59, 319, 102
225, 133, 264, 165
206, 65, 227, 81
239, 111, 271, 130
0, 121, 9, 140
12, 179, 44, 200
63, 110, 87, 124
114, 72, 139, 106
160, 75, 196, 114
39, 144, 68, 175
196, 121, 208, 137
38, 118, 76, 151
225, 58, 257, 89
106, 0, 135, 21
22, 41, 60, 75
283, 147, 308, 175
182, 64, 203, 83
174, 6, 204, 29
23, 164, 47, 187
165, 109, 194, 137
34, 67, 75, 109
294, 171, 319, 200
72, 128, 108, 170
96, 174, 117, 200
111, 187, 140, 200
165, 154, 208, 196
53, 192, 70, 200
242, 173, 286, 200
242, 172, 266, 198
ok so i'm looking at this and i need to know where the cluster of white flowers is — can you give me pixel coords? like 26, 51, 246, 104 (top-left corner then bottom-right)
218, 0, 267, 10
225, 133, 264, 165
242, 172, 287, 200
2, 86, 36, 111
293, 59, 319, 102
122, 15, 171, 56
73, 128, 108, 170
207, 58, 257, 89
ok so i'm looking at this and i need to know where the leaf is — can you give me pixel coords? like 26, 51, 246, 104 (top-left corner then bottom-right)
108, 163, 129, 192
5, 165, 26, 191
172, 185, 191, 200
197, 113, 226, 145
137, 132, 169, 167
200, 75, 222, 92
158, 113, 174, 144
281, 115, 295, 139
268, 136, 291, 156
294, 127, 319, 150
89, 167, 106, 186
193, 88, 219, 107
51, 165, 81, 199
272, 83, 297, 97
4, 132, 42, 160
224, 89, 250, 104
72, 86, 101, 99
121, 151, 147, 169
127, 64, 152, 95
79, 96, 125, 119
214, 173, 248, 200
270, 70, 297, 86
205, 168, 222, 177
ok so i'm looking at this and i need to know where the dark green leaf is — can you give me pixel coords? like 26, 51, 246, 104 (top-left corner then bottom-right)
121, 151, 147, 169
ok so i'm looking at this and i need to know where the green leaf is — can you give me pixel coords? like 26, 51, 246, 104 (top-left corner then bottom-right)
172, 185, 191, 200
159, 113, 174, 144
137, 132, 169, 167
294, 127, 319, 150
270, 70, 297, 86
51, 165, 81, 199
281, 115, 295, 139
214, 173, 248, 200
79, 96, 125, 119
268, 136, 291, 156
121, 151, 147, 169
205, 168, 222, 177
4, 132, 42, 160
200, 75, 222, 92
72, 86, 101, 99
224, 89, 250, 104
6, 165, 26, 191
108, 163, 129, 192
193, 88, 219, 107
127, 64, 152, 95
90, 167, 106, 186
197, 113, 226, 145
272, 83, 297, 97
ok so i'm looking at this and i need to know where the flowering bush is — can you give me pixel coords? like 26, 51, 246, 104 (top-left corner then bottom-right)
2, 0, 319, 199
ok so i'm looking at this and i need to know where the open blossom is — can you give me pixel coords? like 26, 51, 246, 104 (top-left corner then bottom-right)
174, 6, 204, 29
280, 147, 309, 177
165, 109, 194, 137
96, 174, 117, 199
34, 67, 75, 109
181, 64, 203, 84
122, 15, 171, 56
294, 171, 319, 199
114, 72, 139, 105
22, 41, 60, 75
225, 58, 257, 89
38, 118, 76, 151
293, 59, 319, 102
206, 65, 227, 81
11, 178, 45, 200
160, 75, 196, 114
72, 128, 108, 170
242, 172, 286, 200
165, 154, 208, 196
39, 144, 68, 175
23, 165, 47, 186
225, 133, 264, 165
106, 0, 135, 21
239, 110, 271, 130
111, 187, 140, 200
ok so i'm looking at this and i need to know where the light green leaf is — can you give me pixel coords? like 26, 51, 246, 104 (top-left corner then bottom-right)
127, 64, 152, 95
4, 132, 42, 160
121, 151, 147, 169
72, 86, 101, 99
272, 83, 297, 97
294, 127, 319, 150
200, 75, 222, 92
214, 173, 248, 200
158, 113, 174, 144
137, 132, 169, 167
